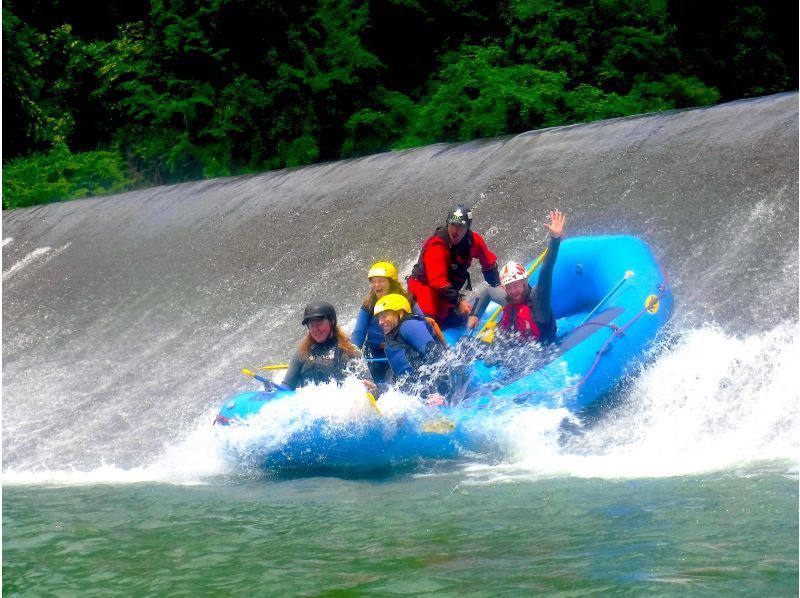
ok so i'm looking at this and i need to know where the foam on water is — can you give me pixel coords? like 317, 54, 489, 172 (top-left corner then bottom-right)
3, 247, 52, 279
461, 321, 799, 483
4, 322, 797, 487
2, 242, 73, 280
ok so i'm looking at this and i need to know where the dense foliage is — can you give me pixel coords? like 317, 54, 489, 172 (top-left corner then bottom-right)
2, 0, 796, 209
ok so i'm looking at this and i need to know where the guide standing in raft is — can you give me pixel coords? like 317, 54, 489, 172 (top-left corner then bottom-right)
408, 204, 501, 330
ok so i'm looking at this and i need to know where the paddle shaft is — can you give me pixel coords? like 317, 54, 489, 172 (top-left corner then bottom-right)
260, 356, 387, 371
577, 271, 634, 327
243, 368, 291, 391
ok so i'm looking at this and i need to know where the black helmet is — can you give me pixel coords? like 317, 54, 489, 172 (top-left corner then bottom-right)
446, 203, 473, 228
301, 301, 337, 327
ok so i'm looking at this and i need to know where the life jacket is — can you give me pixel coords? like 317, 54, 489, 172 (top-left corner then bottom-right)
499, 302, 542, 340
297, 337, 348, 387
410, 227, 475, 291
383, 314, 442, 377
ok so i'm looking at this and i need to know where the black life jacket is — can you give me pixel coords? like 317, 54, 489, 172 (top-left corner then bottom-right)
410, 227, 475, 291
298, 337, 348, 387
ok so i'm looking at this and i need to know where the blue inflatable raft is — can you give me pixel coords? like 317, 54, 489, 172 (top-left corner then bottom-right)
215, 235, 673, 472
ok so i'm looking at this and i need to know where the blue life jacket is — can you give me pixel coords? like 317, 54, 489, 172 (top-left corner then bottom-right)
384, 314, 440, 377
352, 299, 425, 351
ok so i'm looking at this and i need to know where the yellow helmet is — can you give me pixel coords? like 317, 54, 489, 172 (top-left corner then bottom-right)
374, 293, 411, 316
367, 261, 398, 281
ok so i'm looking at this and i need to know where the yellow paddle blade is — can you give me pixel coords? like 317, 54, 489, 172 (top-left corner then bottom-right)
260, 364, 289, 370
365, 392, 383, 416
242, 369, 256, 377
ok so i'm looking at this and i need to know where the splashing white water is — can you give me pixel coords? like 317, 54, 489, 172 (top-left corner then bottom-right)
4, 323, 797, 486
462, 321, 799, 483
3, 247, 52, 279
2, 379, 423, 486
2, 242, 72, 280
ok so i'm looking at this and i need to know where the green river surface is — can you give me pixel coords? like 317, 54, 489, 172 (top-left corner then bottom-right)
4, 462, 797, 596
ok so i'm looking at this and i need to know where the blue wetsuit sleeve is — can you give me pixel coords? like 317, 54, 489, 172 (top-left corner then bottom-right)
350, 307, 370, 348
535, 236, 561, 324
402, 319, 438, 356
282, 352, 303, 391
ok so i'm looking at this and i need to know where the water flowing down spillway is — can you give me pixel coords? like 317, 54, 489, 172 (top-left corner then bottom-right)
2, 92, 798, 483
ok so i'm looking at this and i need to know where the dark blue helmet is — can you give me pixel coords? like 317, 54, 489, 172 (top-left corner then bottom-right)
301, 301, 337, 327
446, 203, 473, 228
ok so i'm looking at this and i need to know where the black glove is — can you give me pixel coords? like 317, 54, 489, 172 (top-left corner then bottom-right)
483, 264, 501, 287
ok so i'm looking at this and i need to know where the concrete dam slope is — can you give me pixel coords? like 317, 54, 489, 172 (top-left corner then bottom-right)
3, 92, 797, 471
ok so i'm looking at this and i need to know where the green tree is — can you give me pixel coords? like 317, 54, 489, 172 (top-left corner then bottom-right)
399, 44, 569, 146
2, 6, 48, 155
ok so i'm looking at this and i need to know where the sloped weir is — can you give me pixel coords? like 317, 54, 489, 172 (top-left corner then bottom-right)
3, 92, 797, 473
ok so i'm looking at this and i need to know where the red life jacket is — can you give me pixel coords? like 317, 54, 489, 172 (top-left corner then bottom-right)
499, 303, 541, 340
410, 227, 475, 290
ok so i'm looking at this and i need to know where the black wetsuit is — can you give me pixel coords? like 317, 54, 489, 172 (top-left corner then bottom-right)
283, 337, 351, 390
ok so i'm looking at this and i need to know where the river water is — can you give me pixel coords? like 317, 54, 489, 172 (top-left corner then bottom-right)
3, 92, 798, 595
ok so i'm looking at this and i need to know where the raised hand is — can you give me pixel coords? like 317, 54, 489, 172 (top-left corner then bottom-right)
545, 209, 566, 238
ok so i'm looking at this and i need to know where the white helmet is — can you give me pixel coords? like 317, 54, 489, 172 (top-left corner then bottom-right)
499, 261, 528, 287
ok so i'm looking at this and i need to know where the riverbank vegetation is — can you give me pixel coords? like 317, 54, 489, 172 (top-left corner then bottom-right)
2, 0, 796, 209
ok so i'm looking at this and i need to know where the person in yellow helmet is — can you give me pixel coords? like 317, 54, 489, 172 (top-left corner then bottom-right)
351, 261, 422, 382
374, 293, 447, 400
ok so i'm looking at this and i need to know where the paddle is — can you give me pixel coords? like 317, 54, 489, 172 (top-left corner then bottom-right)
365, 392, 383, 415
242, 368, 291, 392
577, 270, 634, 327
473, 246, 549, 341
260, 357, 387, 371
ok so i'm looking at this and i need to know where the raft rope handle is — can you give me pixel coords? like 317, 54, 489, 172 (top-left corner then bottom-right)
497, 283, 668, 403
572, 285, 666, 388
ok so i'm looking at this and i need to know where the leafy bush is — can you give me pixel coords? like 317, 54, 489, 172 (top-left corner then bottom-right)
2, 144, 133, 209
